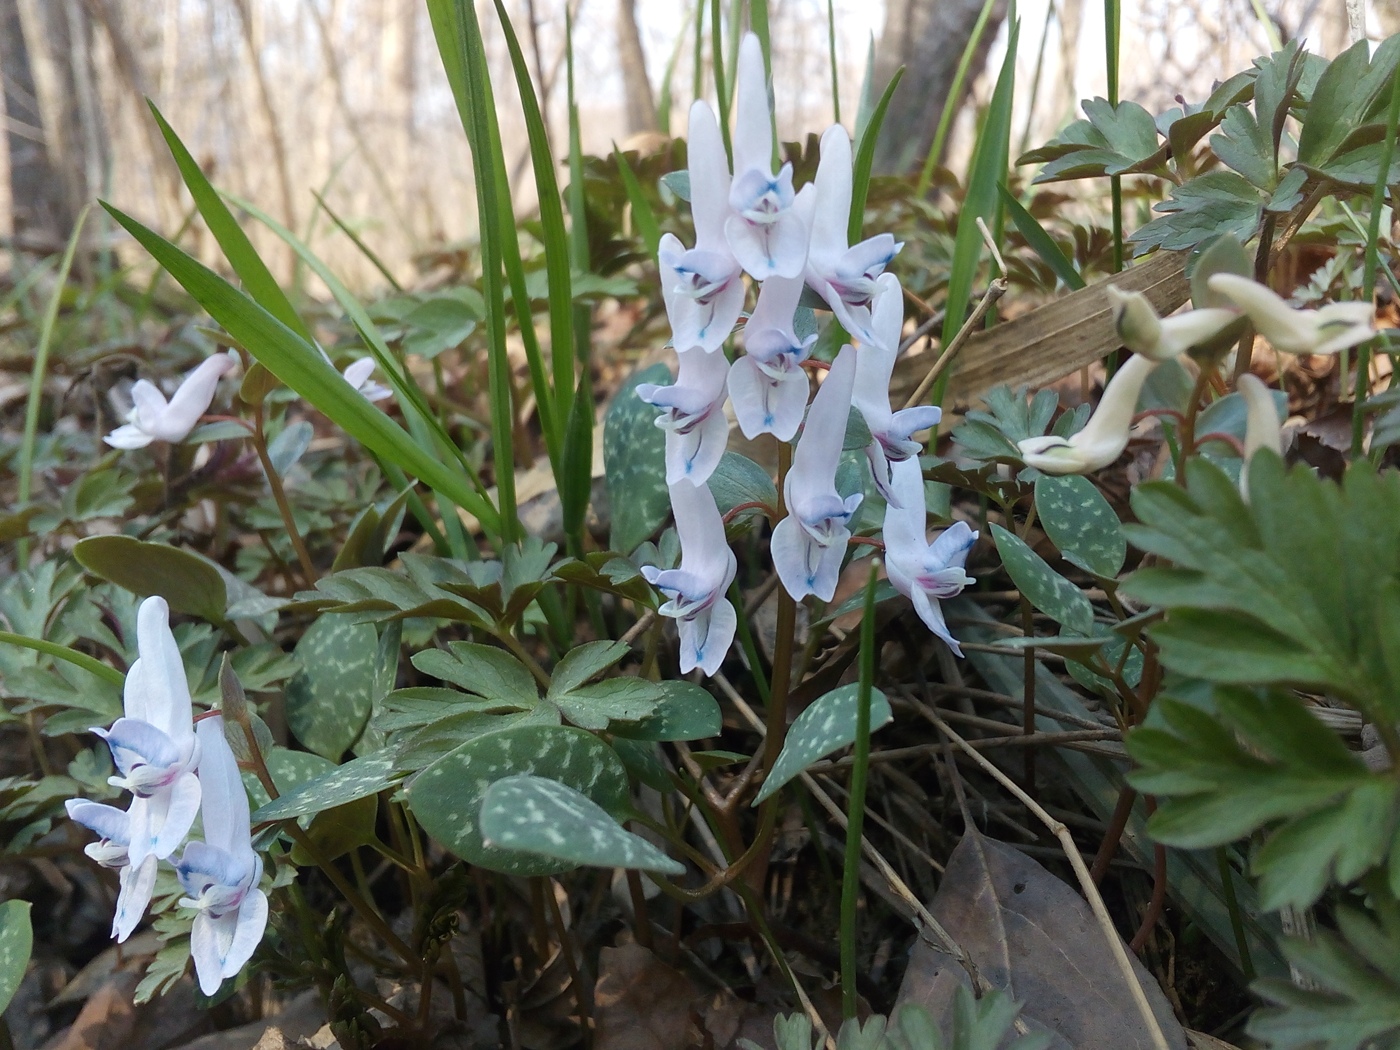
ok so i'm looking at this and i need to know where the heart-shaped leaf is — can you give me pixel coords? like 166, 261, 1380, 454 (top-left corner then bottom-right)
755, 684, 892, 804
73, 536, 227, 623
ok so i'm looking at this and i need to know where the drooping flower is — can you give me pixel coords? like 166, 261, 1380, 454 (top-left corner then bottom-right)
882, 458, 976, 655
105, 352, 238, 449
852, 274, 941, 504
641, 479, 738, 675
65, 800, 159, 942
772, 345, 861, 601
1207, 273, 1375, 356
657, 101, 745, 353
729, 274, 815, 440
1237, 372, 1282, 499
94, 597, 202, 873
341, 357, 392, 402
724, 34, 808, 280
176, 715, 268, 996
1104, 286, 1239, 362
797, 125, 902, 348
637, 346, 731, 484
1017, 353, 1159, 475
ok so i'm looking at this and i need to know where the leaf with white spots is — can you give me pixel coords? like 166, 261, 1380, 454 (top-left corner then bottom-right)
754, 685, 892, 804
1034, 475, 1126, 578
0, 899, 32, 1015
480, 774, 683, 875
251, 751, 402, 822
407, 724, 629, 877
284, 615, 379, 759
613, 681, 722, 741
605, 364, 672, 553
411, 641, 539, 709
245, 748, 377, 861
992, 524, 1097, 636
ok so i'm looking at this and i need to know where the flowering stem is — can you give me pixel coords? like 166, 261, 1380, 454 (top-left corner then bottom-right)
250, 403, 318, 586
839, 562, 879, 1020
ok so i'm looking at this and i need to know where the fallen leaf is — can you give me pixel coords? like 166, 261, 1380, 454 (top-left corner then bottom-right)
593, 944, 702, 1050
895, 829, 1188, 1050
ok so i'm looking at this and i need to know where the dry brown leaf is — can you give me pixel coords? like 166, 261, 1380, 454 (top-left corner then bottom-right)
45, 973, 141, 1050
895, 828, 1187, 1050
593, 944, 702, 1050
891, 250, 1190, 407
1185, 1031, 1243, 1050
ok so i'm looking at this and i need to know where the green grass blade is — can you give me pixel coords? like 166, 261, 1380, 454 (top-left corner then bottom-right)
427, 0, 519, 542
614, 147, 662, 258
854, 34, 877, 146
915, 0, 999, 195
999, 185, 1085, 290
312, 190, 402, 292
934, 17, 1020, 408
18, 205, 88, 526
826, 0, 841, 124
750, 0, 771, 76
849, 67, 904, 243
147, 102, 312, 343
103, 202, 502, 534
0, 631, 125, 687
710, 0, 732, 162
692, 0, 706, 112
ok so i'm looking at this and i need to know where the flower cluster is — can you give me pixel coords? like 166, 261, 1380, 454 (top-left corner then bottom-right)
66, 597, 266, 994
640, 35, 975, 673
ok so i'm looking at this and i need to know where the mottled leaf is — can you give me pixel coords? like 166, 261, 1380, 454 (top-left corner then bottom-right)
754, 684, 892, 804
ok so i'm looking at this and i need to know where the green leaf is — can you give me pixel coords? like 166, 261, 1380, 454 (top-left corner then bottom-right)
251, 751, 402, 823
1210, 103, 1276, 190
999, 186, 1086, 290
284, 616, 379, 759
552, 678, 659, 731
411, 642, 539, 709
101, 203, 502, 534
73, 536, 227, 623
1129, 171, 1263, 254
754, 684, 891, 805
991, 524, 1096, 635
407, 723, 629, 876
0, 899, 32, 1015
548, 640, 630, 697
256, 748, 378, 862
613, 680, 722, 741
604, 364, 672, 553
1189, 234, 1253, 309
1033, 475, 1125, 578
708, 452, 778, 519
1297, 35, 1400, 168
1023, 98, 1169, 182
479, 774, 683, 874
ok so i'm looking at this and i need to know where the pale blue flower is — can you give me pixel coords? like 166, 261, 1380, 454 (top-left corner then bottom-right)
65, 800, 159, 942
771, 345, 861, 601
729, 274, 815, 440
105, 352, 238, 449
637, 345, 731, 484
176, 715, 268, 996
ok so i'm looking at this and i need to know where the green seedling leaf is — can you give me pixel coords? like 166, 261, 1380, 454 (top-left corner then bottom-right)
1034, 475, 1126, 578
991, 524, 1096, 636
1023, 98, 1170, 182
73, 536, 227, 623
613, 681, 722, 741
411, 642, 538, 709
1130, 171, 1263, 255
755, 684, 892, 805
284, 616, 378, 759
479, 774, 683, 874
252, 751, 402, 823
408, 723, 629, 876
605, 364, 672, 553
0, 899, 32, 1015
1297, 35, 1400, 168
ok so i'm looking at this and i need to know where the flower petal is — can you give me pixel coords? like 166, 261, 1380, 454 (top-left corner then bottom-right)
66, 799, 131, 847
149, 770, 202, 860
221, 888, 269, 979
148, 352, 237, 443
680, 598, 737, 676
728, 356, 808, 441
103, 424, 156, 450
687, 101, 732, 251
731, 34, 771, 178
190, 909, 233, 995
135, 596, 195, 743
113, 855, 158, 943
787, 345, 856, 508
195, 715, 251, 856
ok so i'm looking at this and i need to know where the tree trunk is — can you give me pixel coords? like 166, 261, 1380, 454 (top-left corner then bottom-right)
871, 0, 1008, 175
2, 0, 109, 250
616, 0, 657, 137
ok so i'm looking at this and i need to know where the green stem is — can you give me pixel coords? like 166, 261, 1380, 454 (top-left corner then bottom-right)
250, 403, 318, 585
17, 205, 90, 568
0, 631, 124, 686
840, 563, 879, 1020
1353, 67, 1400, 455
1215, 846, 1255, 981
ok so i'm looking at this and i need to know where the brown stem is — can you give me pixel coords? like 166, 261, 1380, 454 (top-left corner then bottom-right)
1090, 785, 1138, 885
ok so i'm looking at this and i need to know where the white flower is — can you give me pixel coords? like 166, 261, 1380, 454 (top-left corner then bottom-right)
797, 125, 902, 348
852, 274, 941, 504
1207, 273, 1375, 356
882, 458, 976, 655
641, 479, 738, 675
176, 715, 268, 996
341, 357, 392, 402
1017, 353, 1159, 474
1237, 373, 1282, 498
729, 274, 815, 440
64, 800, 159, 942
105, 352, 238, 449
637, 346, 731, 484
657, 101, 744, 353
724, 34, 808, 280
1104, 286, 1238, 362
771, 345, 861, 601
